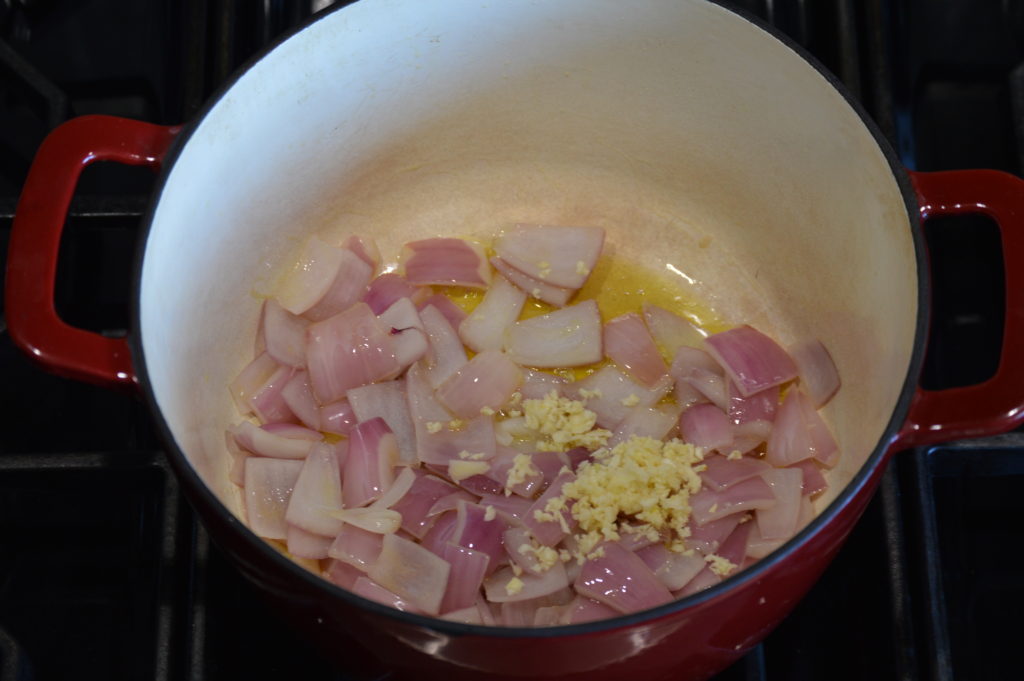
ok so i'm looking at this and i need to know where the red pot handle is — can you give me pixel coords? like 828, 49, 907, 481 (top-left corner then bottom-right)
4, 115, 180, 391
894, 169, 1024, 448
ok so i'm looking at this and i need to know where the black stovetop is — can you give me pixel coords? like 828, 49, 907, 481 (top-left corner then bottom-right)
1, 2, 1022, 680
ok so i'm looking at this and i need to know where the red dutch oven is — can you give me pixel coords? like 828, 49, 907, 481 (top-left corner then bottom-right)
6, 1, 1024, 679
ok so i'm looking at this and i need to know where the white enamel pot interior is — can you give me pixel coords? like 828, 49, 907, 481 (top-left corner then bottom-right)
134, 0, 920, 678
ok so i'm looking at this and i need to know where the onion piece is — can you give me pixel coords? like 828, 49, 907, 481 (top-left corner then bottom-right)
755, 467, 803, 540
226, 432, 247, 486
674, 566, 720, 597
789, 459, 828, 497
690, 475, 777, 526
519, 369, 568, 400
352, 576, 424, 613
727, 382, 778, 425
285, 441, 345, 536
451, 500, 507, 574
705, 325, 798, 397
499, 589, 574, 626
570, 366, 672, 428
286, 525, 332, 560
437, 351, 524, 419
303, 248, 374, 322
699, 455, 772, 491
439, 542, 491, 613
441, 607, 484, 625
502, 526, 546, 575
420, 510, 459, 557
684, 368, 729, 412
476, 493, 533, 523
261, 299, 309, 367
280, 370, 319, 430
320, 398, 358, 436
679, 403, 733, 452
603, 313, 670, 386
504, 300, 603, 369
731, 418, 774, 454
609, 404, 681, 447
765, 389, 839, 468
493, 224, 604, 289
523, 471, 576, 547
367, 533, 451, 615
669, 345, 722, 409
458, 275, 527, 353
378, 298, 428, 372
331, 508, 402, 534
415, 415, 496, 466
418, 294, 467, 328
635, 543, 707, 591
343, 418, 399, 508
642, 303, 707, 359
713, 521, 752, 573
324, 559, 363, 589
391, 471, 460, 539
249, 364, 297, 424
789, 338, 841, 407
574, 542, 673, 614
370, 466, 418, 511
243, 457, 303, 539
230, 352, 279, 416
363, 273, 425, 314
275, 235, 347, 315
427, 490, 479, 518
484, 561, 570, 603
232, 420, 320, 459
745, 520, 787, 560
686, 512, 743, 555
490, 257, 574, 307
566, 597, 620, 624
343, 235, 381, 270
402, 238, 491, 289
306, 302, 398, 404
348, 379, 417, 465
419, 305, 469, 388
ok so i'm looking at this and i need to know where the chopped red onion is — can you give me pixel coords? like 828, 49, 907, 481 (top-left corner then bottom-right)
705, 325, 798, 397
505, 300, 603, 368
306, 302, 398, 404
765, 389, 839, 467
679, 403, 733, 452
493, 224, 604, 290
232, 420, 320, 459
745, 520, 787, 560
226, 431, 247, 486
727, 381, 778, 425
731, 418, 774, 454
484, 561, 570, 603
674, 566, 721, 597
574, 542, 673, 614
415, 414, 496, 466
420, 510, 459, 557
286, 524, 333, 559
249, 364, 298, 424
490, 256, 574, 307
451, 500, 508, 574
285, 441, 345, 535
686, 512, 743, 555
609, 404, 682, 447
440, 607, 484, 625
427, 490, 479, 518
331, 508, 402, 534
789, 459, 828, 497
642, 303, 707, 357
789, 338, 841, 407
437, 350, 524, 419
690, 475, 777, 526
603, 313, 670, 386
363, 273, 423, 314
343, 235, 381, 270
230, 352, 279, 416
699, 455, 771, 491
378, 298, 428, 372
439, 542, 491, 613
417, 294, 467, 328
402, 238, 491, 289
392, 472, 460, 539
502, 525, 544, 575
280, 370, 319, 430
419, 305, 469, 388
275, 235, 347, 315
348, 379, 417, 465
343, 418, 399, 508
476, 493, 533, 523
498, 589, 574, 626
370, 466, 418, 511
565, 596, 620, 624
570, 366, 672, 429
518, 369, 569, 400
523, 471, 577, 547
670, 345, 722, 409
684, 367, 729, 412
261, 298, 310, 367
713, 522, 752, 573
635, 543, 707, 591
243, 457, 303, 540
352, 576, 424, 613
319, 398, 358, 436
303, 248, 374, 322
756, 467, 803, 540
367, 533, 451, 615
327, 523, 385, 570
458, 275, 527, 353
324, 559, 363, 590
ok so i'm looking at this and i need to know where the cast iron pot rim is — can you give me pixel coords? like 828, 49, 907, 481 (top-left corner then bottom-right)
130, 0, 927, 640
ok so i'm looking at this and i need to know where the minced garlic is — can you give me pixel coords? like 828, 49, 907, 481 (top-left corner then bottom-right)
448, 418, 465, 430
458, 450, 488, 461
726, 450, 743, 460
506, 453, 540, 489
505, 577, 524, 595
550, 435, 704, 558
621, 393, 640, 407
480, 406, 496, 416
522, 391, 611, 452
426, 421, 443, 434
576, 260, 589, 276
705, 553, 737, 576
518, 542, 560, 572
577, 388, 603, 400
448, 460, 490, 482
483, 505, 497, 521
